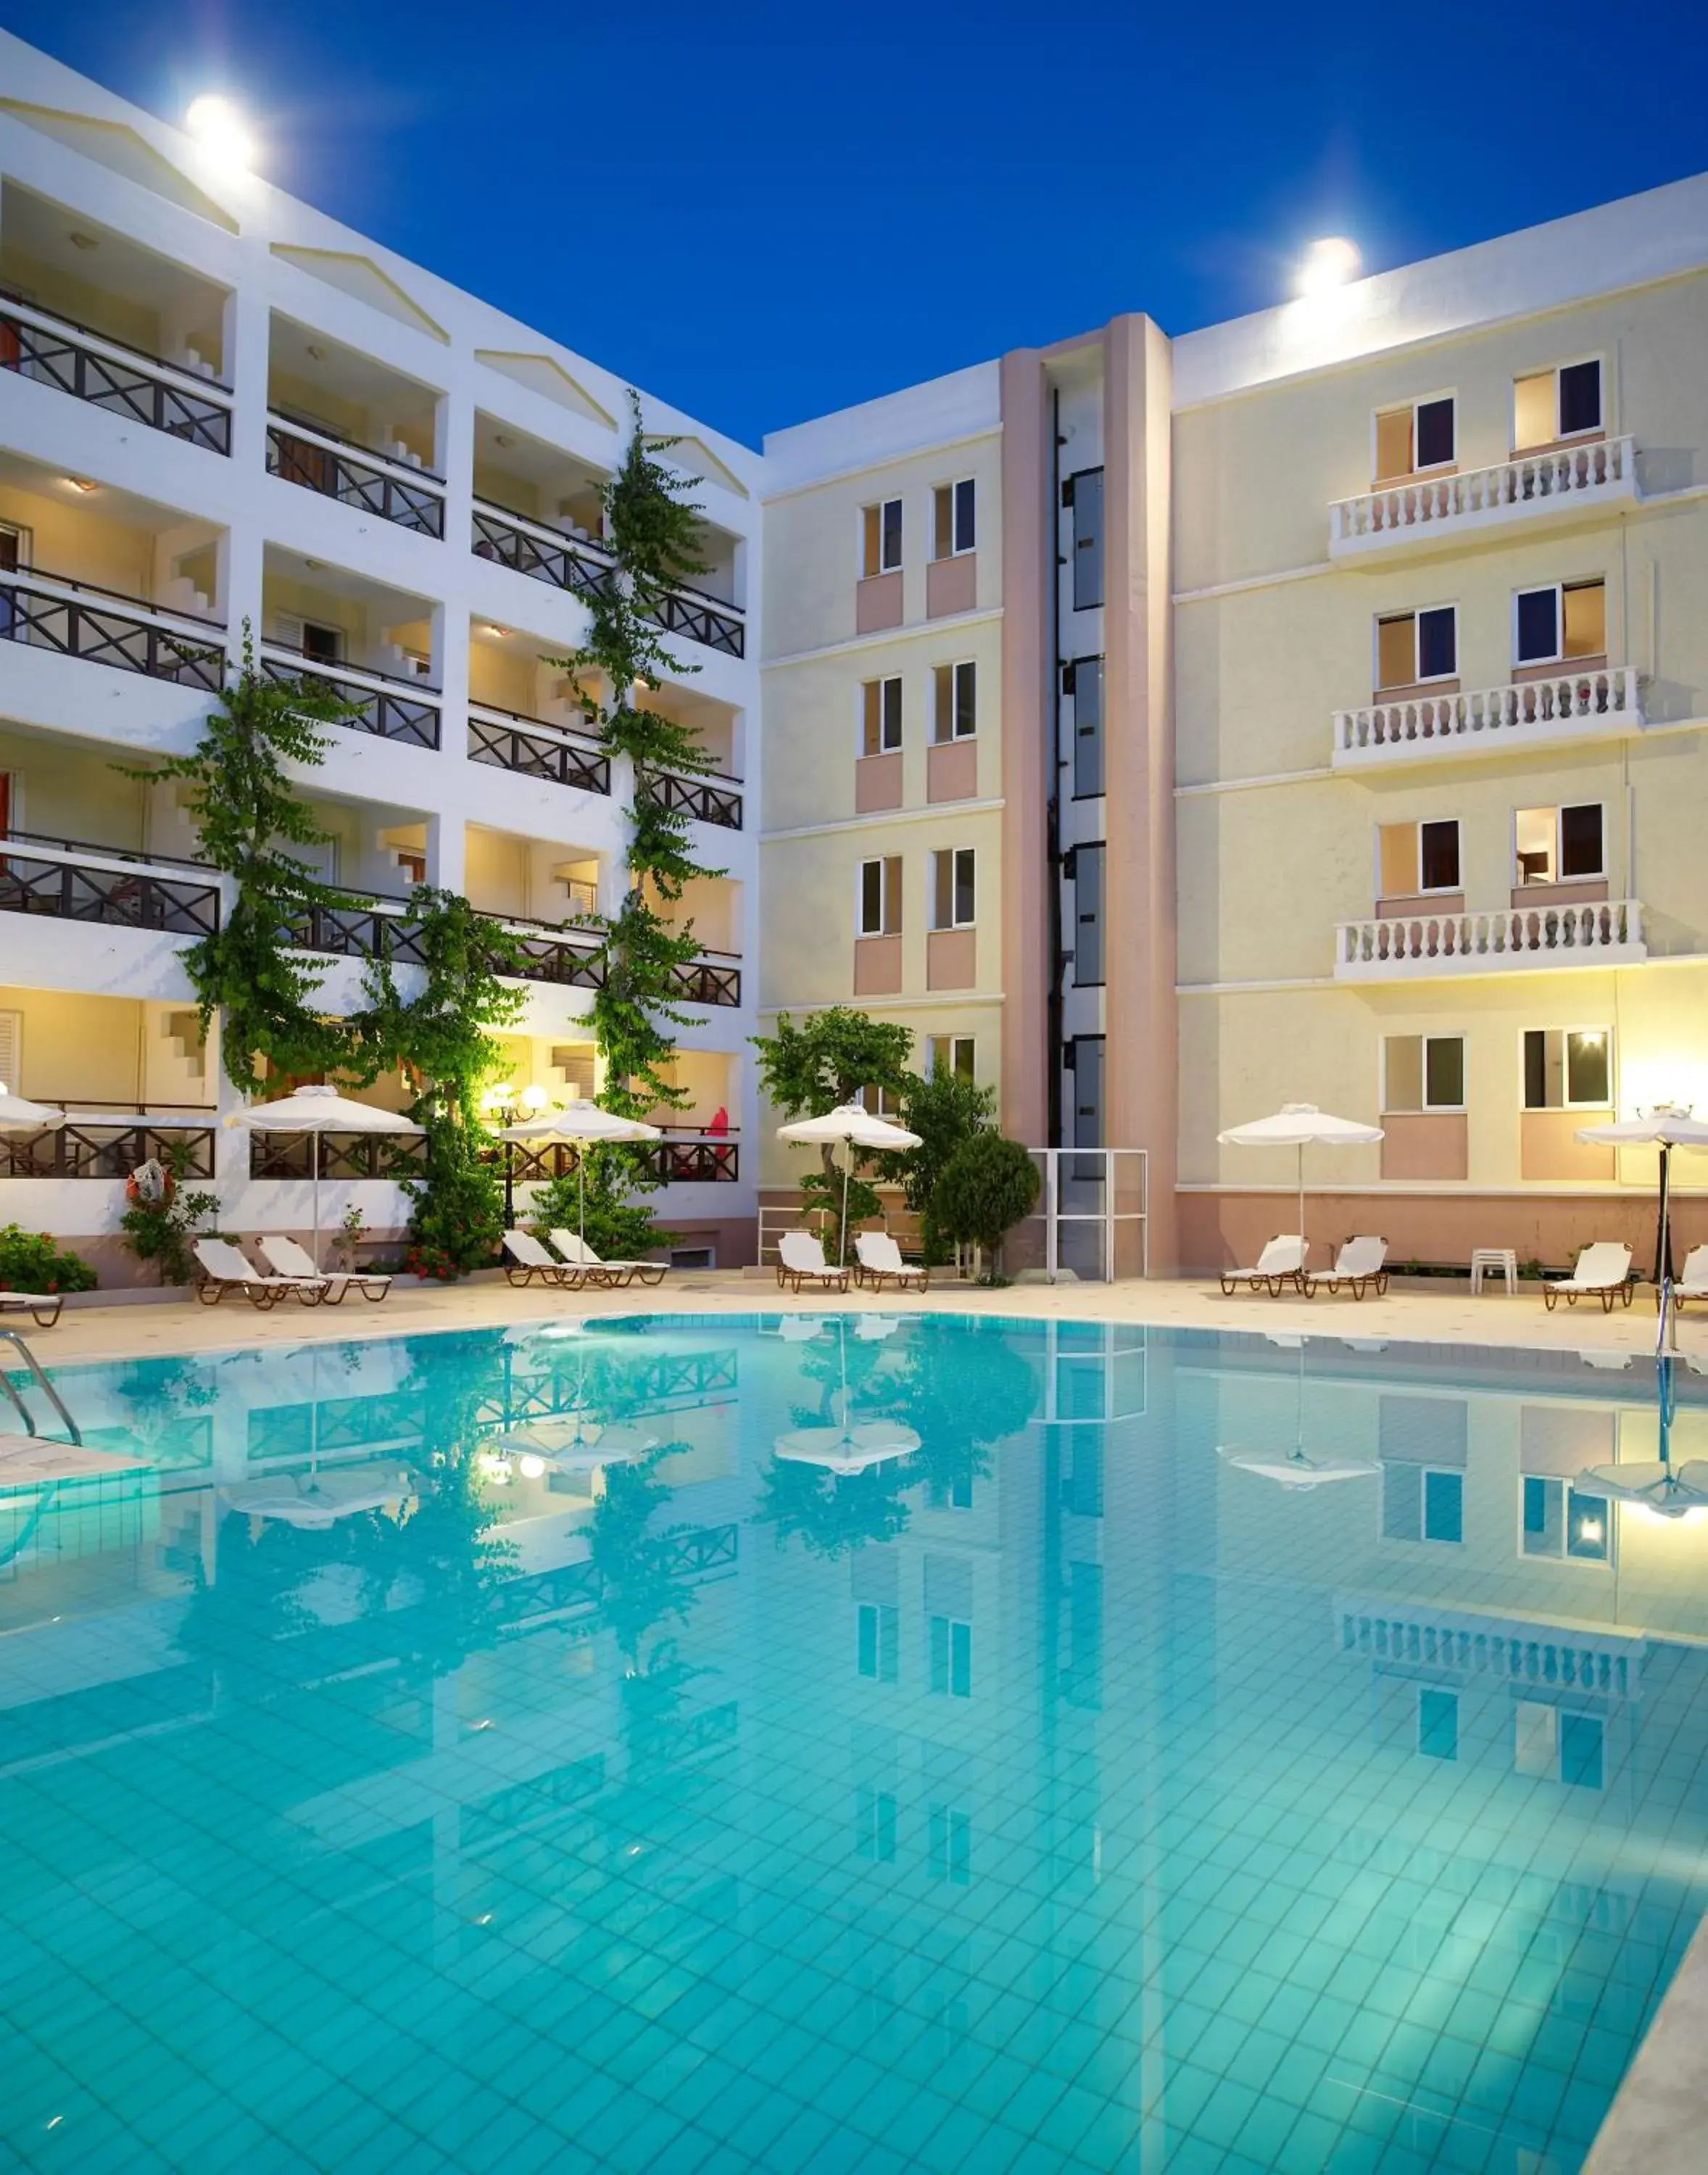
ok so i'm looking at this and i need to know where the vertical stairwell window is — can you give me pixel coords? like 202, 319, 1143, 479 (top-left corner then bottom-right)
1064, 468, 1103, 610
1066, 656, 1104, 798
1069, 842, 1105, 987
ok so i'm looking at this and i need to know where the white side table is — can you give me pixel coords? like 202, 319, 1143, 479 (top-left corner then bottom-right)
1470, 1246, 1518, 1296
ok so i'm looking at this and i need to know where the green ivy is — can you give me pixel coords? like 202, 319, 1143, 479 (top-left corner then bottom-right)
126, 634, 358, 1090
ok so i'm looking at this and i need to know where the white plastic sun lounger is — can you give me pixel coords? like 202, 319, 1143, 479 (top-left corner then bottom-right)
1219, 1235, 1309, 1298
1543, 1242, 1634, 1314
1667, 1246, 1708, 1313
548, 1230, 668, 1288
193, 1237, 325, 1309
502, 1231, 579, 1288
854, 1232, 929, 1293
776, 1230, 852, 1295
0, 1288, 63, 1327
1307, 1236, 1389, 1300
260, 1235, 393, 1304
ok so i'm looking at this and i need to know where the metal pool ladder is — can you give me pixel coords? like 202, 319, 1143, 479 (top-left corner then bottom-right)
0, 1329, 82, 1446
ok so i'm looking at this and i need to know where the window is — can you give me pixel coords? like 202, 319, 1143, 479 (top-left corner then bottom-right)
862, 497, 903, 577
0, 519, 28, 571
1378, 818, 1460, 898
1522, 1478, 1610, 1562
927, 1035, 975, 1081
933, 479, 975, 559
856, 1785, 897, 1860
1066, 657, 1104, 798
927, 1804, 971, 1884
1514, 359, 1603, 451
301, 619, 343, 664
932, 660, 977, 742
0, 1010, 20, 1095
1514, 579, 1606, 667
857, 1602, 898, 1682
1523, 1028, 1611, 1109
1064, 468, 1103, 610
1069, 1034, 1103, 1148
858, 856, 903, 937
862, 676, 903, 755
1376, 605, 1457, 689
1516, 1704, 1604, 1789
931, 847, 975, 929
1382, 1464, 1464, 1544
1375, 394, 1456, 481
1383, 1033, 1466, 1112
855, 1082, 903, 1119
1514, 803, 1604, 886
1069, 842, 1105, 987
1417, 1688, 1459, 1762
929, 1615, 971, 1697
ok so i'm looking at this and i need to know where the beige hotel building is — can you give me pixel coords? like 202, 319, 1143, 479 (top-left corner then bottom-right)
1, 26, 1706, 1277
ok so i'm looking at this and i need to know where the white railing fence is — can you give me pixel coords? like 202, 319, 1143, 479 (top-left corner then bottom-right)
1338, 900, 1643, 972
1331, 435, 1636, 547
1335, 666, 1641, 760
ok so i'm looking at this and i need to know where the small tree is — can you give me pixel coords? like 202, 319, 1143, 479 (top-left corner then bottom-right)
877, 1069, 995, 1265
752, 1008, 913, 1254
933, 1133, 1041, 1283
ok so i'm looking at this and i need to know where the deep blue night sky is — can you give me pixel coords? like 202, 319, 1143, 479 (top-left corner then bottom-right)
2, 0, 1704, 447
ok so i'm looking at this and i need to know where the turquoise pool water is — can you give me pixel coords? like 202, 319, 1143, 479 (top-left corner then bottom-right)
4, 1314, 1707, 2173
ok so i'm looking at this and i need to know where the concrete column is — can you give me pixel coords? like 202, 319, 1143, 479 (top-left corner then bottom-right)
998, 348, 1053, 1149
223, 267, 271, 648
1102, 316, 1180, 1275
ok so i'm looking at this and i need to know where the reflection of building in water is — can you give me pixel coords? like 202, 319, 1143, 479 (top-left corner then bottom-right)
4, 1324, 1708, 2167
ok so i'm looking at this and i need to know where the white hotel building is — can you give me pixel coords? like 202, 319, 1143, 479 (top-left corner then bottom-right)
0, 34, 760, 1277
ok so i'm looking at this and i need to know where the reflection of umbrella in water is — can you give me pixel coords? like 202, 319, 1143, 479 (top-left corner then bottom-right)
482, 1418, 660, 1478
223, 1466, 413, 1528
1579, 1354, 1708, 1518
774, 1316, 919, 1472
1217, 1338, 1379, 1490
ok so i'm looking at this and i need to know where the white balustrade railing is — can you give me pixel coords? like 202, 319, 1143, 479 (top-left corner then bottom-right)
1337, 900, 1643, 975
1330, 436, 1637, 550
1335, 666, 1642, 761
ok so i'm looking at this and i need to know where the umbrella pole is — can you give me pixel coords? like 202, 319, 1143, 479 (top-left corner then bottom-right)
579, 1153, 586, 1248
1298, 1143, 1306, 1258
840, 1144, 851, 1269
312, 1141, 322, 1275
1657, 1142, 1674, 1288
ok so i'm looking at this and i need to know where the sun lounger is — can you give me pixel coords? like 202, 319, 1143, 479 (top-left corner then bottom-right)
776, 1230, 852, 1295
853, 1232, 929, 1293
1219, 1235, 1309, 1298
1543, 1242, 1634, 1313
260, 1235, 392, 1304
1666, 1245, 1708, 1312
1307, 1236, 1388, 1300
548, 1230, 668, 1288
0, 1289, 63, 1328
502, 1231, 579, 1288
193, 1238, 325, 1309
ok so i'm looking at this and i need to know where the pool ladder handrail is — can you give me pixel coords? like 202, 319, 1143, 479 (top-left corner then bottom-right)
0, 1329, 82, 1446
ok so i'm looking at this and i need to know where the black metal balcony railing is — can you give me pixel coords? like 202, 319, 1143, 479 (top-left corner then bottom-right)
650, 584, 745, 660
1, 573, 225, 689
0, 1120, 217, 1180
1, 301, 232, 454
639, 766, 742, 831
260, 652, 441, 750
508, 1136, 739, 1184
669, 955, 742, 1007
267, 423, 446, 539
502, 929, 608, 991
278, 900, 429, 966
468, 708, 610, 796
247, 1132, 428, 1180
0, 845, 222, 935
471, 502, 615, 604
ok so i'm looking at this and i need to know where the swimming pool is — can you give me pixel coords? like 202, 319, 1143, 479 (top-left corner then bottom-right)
3, 1313, 1705, 2172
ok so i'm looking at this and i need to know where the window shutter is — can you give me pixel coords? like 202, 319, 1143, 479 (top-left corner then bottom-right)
0, 1010, 20, 1093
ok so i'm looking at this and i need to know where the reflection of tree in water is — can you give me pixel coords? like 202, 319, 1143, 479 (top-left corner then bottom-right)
756, 1320, 1039, 1558
586, 1445, 711, 1755
111, 1355, 221, 1467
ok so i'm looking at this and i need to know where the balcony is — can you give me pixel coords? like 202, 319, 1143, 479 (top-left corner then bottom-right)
1333, 667, 1644, 772
1335, 900, 1645, 982
247, 1131, 426, 1180
1329, 438, 1639, 562
0, 834, 221, 935
267, 419, 445, 539
261, 648, 440, 750
509, 1132, 740, 1185
2, 292, 232, 454
639, 765, 742, 831
468, 704, 611, 797
1, 566, 224, 689
0, 1111, 217, 1180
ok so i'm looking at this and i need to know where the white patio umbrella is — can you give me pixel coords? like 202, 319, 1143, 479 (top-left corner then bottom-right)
224, 1085, 423, 1269
1217, 1103, 1384, 1258
497, 1099, 660, 1246
1574, 1104, 1708, 1290
0, 1084, 65, 1133
776, 1101, 921, 1267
